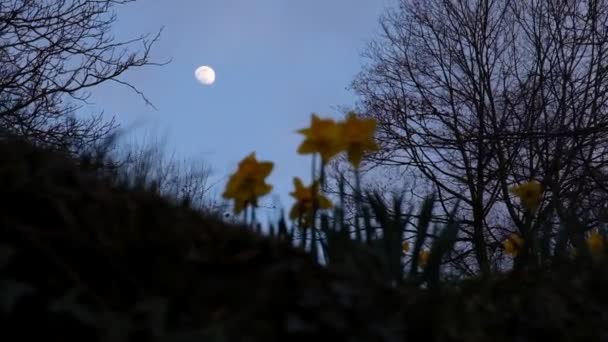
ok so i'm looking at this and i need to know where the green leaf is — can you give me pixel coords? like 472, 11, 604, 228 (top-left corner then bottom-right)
277, 214, 287, 236
362, 206, 375, 245
422, 201, 460, 289
338, 174, 346, 232
366, 192, 391, 236
410, 193, 435, 277
389, 194, 407, 285
366, 192, 395, 283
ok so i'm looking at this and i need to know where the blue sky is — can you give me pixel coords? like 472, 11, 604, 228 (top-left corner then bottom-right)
89, 0, 392, 219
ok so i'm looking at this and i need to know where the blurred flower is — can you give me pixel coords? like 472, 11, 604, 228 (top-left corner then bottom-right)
222, 152, 273, 214
587, 231, 605, 257
297, 114, 344, 164
289, 177, 332, 227
402, 241, 410, 253
503, 234, 524, 257
418, 249, 430, 268
510, 181, 544, 212
340, 112, 378, 168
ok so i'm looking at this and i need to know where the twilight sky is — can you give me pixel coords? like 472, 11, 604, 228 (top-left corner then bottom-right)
89, 0, 392, 220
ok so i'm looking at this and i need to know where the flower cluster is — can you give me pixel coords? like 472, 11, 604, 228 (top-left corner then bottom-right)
502, 230, 607, 259
222, 112, 379, 222
289, 177, 332, 226
297, 112, 378, 168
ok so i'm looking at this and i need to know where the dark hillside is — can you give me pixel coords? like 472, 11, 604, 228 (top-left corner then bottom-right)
0, 137, 607, 341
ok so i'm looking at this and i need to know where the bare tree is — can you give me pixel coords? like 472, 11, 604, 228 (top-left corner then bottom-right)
353, 0, 608, 275
0, 0, 164, 153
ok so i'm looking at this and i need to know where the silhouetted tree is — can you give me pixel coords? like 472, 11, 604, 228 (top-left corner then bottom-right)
353, 0, 608, 275
0, 0, 164, 153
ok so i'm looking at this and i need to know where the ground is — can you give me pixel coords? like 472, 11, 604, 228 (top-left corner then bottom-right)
0, 137, 607, 341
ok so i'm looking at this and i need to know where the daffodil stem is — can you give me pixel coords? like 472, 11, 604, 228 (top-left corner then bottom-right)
298, 217, 306, 250
320, 162, 326, 191
311, 226, 318, 264
250, 206, 256, 228
317, 160, 327, 262
310, 154, 319, 253
312, 154, 318, 183
515, 211, 535, 270
525, 210, 539, 267
354, 168, 362, 242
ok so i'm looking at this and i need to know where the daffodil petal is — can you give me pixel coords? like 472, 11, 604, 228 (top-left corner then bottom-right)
297, 141, 317, 154
258, 162, 274, 178
255, 183, 273, 197
293, 177, 304, 190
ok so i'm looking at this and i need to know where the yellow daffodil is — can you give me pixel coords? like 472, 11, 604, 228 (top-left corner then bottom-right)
587, 231, 605, 257
570, 232, 605, 259
510, 180, 544, 212
502, 234, 524, 257
289, 177, 332, 227
340, 112, 378, 168
297, 113, 344, 164
402, 241, 410, 253
418, 249, 430, 268
222, 152, 273, 214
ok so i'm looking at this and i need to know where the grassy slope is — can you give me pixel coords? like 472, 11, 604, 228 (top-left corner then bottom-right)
0, 137, 607, 341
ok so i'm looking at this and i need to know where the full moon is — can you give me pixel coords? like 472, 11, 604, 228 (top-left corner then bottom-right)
195, 65, 216, 85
